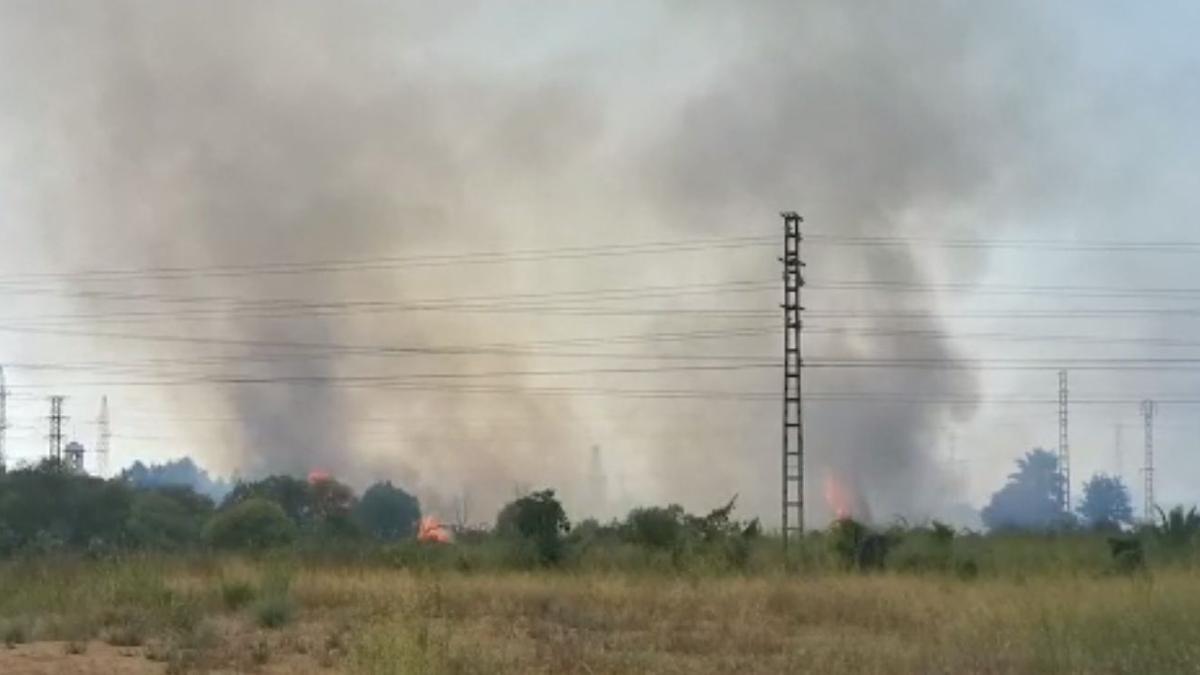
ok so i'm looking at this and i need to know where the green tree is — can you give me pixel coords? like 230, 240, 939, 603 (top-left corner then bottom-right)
496, 490, 570, 564
1077, 474, 1133, 530
0, 460, 133, 551
221, 475, 359, 537
127, 489, 212, 548
222, 476, 313, 524
309, 478, 361, 538
981, 448, 1068, 531
622, 505, 686, 550
353, 481, 421, 540
205, 498, 296, 549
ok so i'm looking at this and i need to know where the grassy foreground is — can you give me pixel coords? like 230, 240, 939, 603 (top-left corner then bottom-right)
1, 553, 1200, 674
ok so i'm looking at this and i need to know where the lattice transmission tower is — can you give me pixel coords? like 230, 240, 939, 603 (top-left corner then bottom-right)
0, 365, 7, 473
1142, 400, 1156, 521
781, 212, 805, 549
48, 396, 66, 463
1057, 370, 1070, 514
96, 396, 111, 477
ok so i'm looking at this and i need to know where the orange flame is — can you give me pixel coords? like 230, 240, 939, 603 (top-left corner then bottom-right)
307, 469, 331, 485
417, 516, 452, 544
824, 472, 854, 521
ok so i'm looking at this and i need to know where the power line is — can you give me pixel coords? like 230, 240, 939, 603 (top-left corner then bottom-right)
2, 361, 780, 391
806, 308, 1200, 320
809, 279, 1200, 300
0, 323, 779, 360
806, 233, 1200, 252
0, 234, 777, 286
1, 279, 778, 326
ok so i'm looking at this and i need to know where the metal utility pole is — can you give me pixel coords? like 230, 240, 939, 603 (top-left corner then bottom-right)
781, 212, 805, 549
1142, 400, 1156, 522
1057, 370, 1070, 514
0, 365, 7, 473
96, 396, 111, 477
48, 396, 66, 463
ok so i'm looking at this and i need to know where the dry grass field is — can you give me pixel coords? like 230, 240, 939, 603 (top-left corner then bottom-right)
2, 555, 1200, 674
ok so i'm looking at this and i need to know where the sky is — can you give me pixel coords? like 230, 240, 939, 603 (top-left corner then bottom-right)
1, 2, 1199, 527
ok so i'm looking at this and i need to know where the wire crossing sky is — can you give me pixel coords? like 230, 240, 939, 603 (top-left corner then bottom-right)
1, 1, 1199, 526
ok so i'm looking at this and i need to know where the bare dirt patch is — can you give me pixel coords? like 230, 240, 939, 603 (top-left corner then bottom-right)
0, 642, 161, 675
0, 638, 338, 675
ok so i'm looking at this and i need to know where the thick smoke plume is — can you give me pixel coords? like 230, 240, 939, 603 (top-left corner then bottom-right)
0, 2, 1075, 523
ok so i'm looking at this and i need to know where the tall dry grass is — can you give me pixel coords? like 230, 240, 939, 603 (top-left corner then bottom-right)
2, 552, 1200, 673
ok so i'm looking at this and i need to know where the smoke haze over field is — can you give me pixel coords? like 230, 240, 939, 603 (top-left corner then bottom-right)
2, 2, 1199, 525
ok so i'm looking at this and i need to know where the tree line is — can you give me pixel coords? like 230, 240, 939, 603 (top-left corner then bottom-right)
0, 458, 761, 566
0, 458, 421, 554
982, 448, 1135, 531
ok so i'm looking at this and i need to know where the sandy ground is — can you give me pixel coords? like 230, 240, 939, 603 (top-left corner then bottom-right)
0, 641, 335, 674
0, 642, 163, 675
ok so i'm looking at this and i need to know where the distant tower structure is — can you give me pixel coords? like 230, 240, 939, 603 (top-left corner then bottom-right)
1057, 370, 1070, 514
64, 441, 85, 474
48, 396, 66, 463
588, 445, 607, 518
781, 211, 805, 549
1142, 400, 1156, 521
0, 365, 7, 473
1113, 423, 1124, 481
96, 396, 111, 477
453, 489, 470, 530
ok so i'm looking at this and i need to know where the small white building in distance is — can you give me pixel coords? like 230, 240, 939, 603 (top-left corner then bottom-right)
64, 441, 86, 474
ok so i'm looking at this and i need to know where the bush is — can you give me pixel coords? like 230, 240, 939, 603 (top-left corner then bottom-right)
354, 482, 421, 541
220, 579, 257, 610
254, 595, 294, 629
1154, 506, 1200, 548
2, 619, 29, 647
889, 523, 956, 573
622, 506, 686, 550
104, 622, 145, 647
828, 518, 893, 571
204, 498, 296, 550
127, 490, 210, 548
496, 490, 570, 565
1108, 537, 1145, 575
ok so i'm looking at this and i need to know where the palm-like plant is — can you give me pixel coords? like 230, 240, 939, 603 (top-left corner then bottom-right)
1154, 505, 1200, 547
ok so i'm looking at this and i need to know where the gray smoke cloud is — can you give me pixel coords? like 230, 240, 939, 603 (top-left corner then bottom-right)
1, 1, 1159, 524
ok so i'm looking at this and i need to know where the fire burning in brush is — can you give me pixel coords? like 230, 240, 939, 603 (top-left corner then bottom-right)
307, 469, 332, 485
417, 516, 452, 544
824, 470, 859, 522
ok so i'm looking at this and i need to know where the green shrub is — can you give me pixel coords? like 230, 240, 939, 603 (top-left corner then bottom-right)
220, 579, 257, 610
204, 498, 296, 550
495, 490, 570, 566
104, 622, 145, 647
829, 518, 869, 569
827, 518, 894, 571
889, 525, 956, 573
623, 506, 686, 550
2, 619, 29, 647
1107, 537, 1145, 575
254, 595, 294, 629
127, 490, 211, 549
354, 482, 421, 541
1154, 506, 1200, 548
